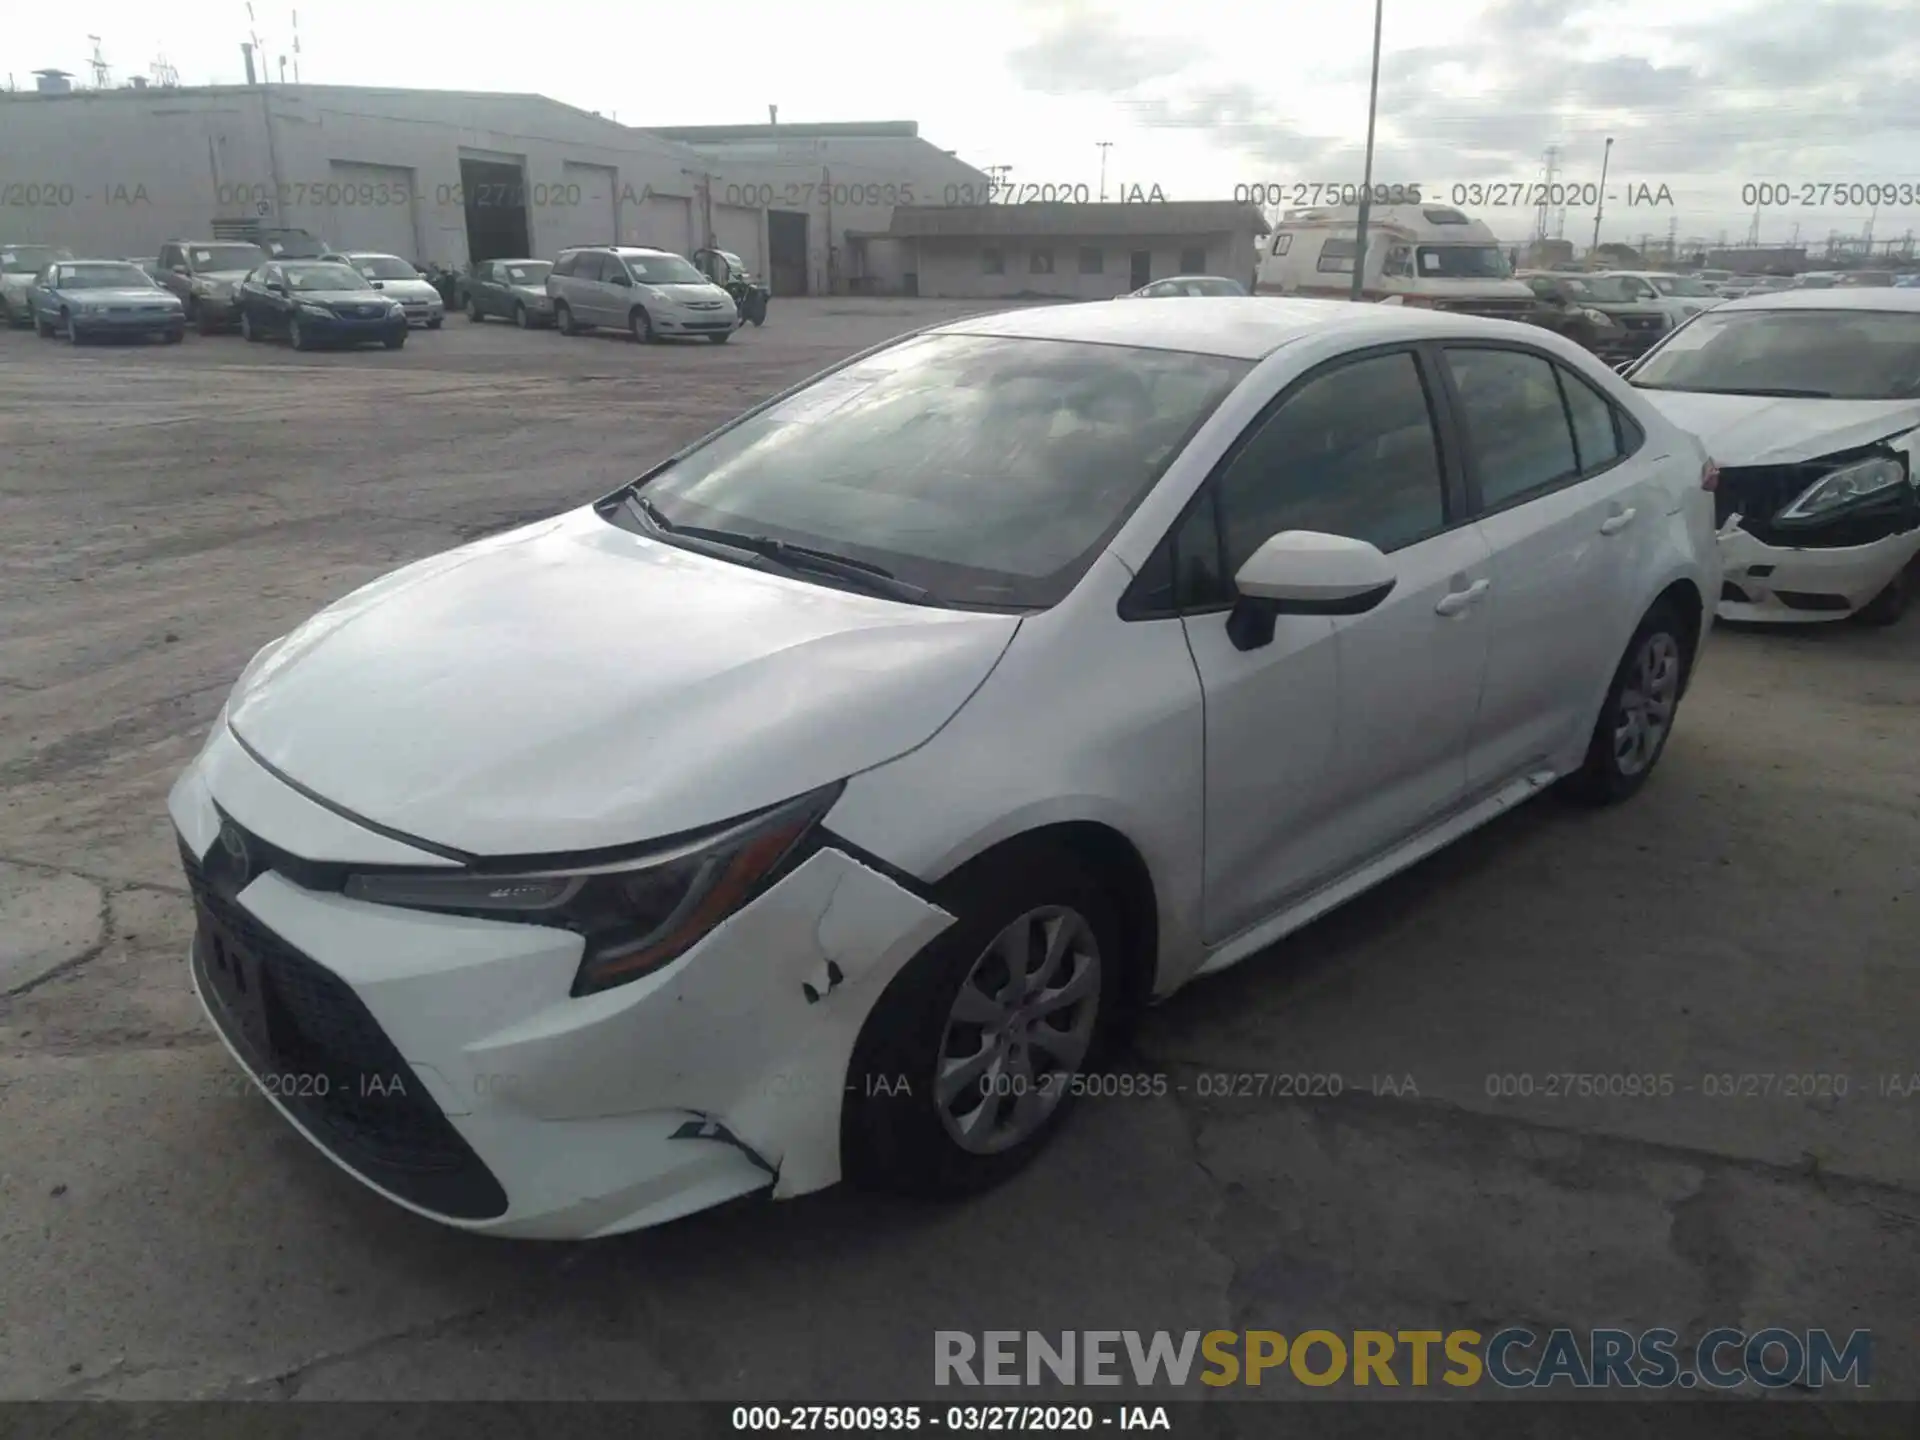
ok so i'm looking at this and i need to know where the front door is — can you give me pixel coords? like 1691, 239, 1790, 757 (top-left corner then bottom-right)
1439, 345, 1665, 790
1130, 250, 1152, 289
1183, 346, 1493, 944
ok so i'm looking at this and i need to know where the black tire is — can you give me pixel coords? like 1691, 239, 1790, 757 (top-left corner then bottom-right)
556, 301, 580, 335
1852, 559, 1912, 628
427, 317, 443, 330
384, 333, 406, 350
467, 297, 484, 322
240, 310, 261, 343
63, 312, 82, 345
163, 329, 183, 345
196, 306, 219, 337
514, 303, 529, 329
707, 330, 731, 344
1562, 600, 1693, 805
841, 844, 1120, 1199
630, 307, 654, 344
288, 315, 311, 352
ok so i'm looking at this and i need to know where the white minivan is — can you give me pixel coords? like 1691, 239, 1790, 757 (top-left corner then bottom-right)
1256, 204, 1537, 320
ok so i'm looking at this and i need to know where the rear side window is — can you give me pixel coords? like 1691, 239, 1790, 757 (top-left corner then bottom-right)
1556, 368, 1621, 474
1443, 348, 1579, 509
1270, 233, 1293, 257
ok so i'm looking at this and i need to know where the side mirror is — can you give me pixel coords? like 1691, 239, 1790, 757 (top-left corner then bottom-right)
1226, 531, 1397, 651
608, 271, 631, 287
267, 282, 288, 295
371, 280, 385, 289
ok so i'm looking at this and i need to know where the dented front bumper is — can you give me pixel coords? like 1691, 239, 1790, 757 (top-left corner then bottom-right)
169, 735, 954, 1240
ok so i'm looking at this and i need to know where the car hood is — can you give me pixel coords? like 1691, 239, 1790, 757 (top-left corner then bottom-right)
62, 287, 180, 305
292, 289, 394, 307
645, 282, 735, 306
1635, 391, 1920, 465
373, 278, 440, 301
194, 269, 255, 285
226, 506, 1022, 855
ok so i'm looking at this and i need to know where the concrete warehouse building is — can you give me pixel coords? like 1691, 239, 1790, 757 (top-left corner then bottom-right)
851, 203, 1272, 299
0, 85, 991, 294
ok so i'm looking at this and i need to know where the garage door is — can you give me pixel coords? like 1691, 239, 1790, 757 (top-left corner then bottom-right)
324, 162, 420, 260
551, 162, 618, 253
637, 194, 694, 255
711, 203, 764, 275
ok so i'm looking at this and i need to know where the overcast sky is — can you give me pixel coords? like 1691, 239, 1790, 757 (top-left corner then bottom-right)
10, 0, 1919, 248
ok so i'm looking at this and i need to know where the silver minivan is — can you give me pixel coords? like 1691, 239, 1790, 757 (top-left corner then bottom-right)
547, 246, 739, 343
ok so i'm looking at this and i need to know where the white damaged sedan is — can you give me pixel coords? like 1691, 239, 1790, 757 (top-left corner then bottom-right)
1627, 287, 1920, 624
172, 299, 1719, 1238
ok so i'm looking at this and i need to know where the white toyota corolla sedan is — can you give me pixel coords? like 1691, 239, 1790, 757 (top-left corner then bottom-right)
1626, 287, 1920, 625
170, 298, 1720, 1239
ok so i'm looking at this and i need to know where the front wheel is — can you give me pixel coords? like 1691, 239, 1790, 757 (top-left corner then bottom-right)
514, 303, 530, 329
1852, 558, 1913, 627
288, 315, 311, 351
427, 316, 443, 330
63, 312, 83, 344
240, 310, 261, 343
384, 332, 406, 350
842, 846, 1117, 1199
629, 307, 653, 344
707, 330, 730, 344
1563, 602, 1692, 805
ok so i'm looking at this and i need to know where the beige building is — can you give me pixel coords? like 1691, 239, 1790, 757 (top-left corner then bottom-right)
648, 122, 994, 296
850, 203, 1271, 299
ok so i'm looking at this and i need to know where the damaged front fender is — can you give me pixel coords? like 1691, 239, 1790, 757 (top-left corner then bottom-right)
463, 847, 955, 1202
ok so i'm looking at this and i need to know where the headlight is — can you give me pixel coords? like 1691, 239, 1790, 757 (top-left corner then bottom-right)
1777, 455, 1911, 522
388, 302, 406, 317
1579, 307, 1616, 326
296, 301, 332, 316
341, 783, 843, 995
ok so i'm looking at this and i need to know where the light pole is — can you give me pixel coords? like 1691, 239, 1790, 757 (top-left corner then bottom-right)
1350, 0, 1385, 302
1590, 136, 1614, 256
1096, 141, 1112, 203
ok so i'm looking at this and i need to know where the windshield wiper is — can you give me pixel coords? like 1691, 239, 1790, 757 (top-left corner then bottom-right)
1633, 383, 1834, 398
621, 493, 931, 604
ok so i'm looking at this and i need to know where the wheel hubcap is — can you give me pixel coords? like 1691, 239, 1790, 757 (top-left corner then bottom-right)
935, 907, 1101, 1155
1613, 631, 1680, 776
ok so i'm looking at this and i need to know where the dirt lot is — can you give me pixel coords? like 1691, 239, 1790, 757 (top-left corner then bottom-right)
1, 302, 1916, 1408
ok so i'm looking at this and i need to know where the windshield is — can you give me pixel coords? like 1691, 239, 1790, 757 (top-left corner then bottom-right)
624, 254, 707, 285
282, 263, 374, 292
191, 245, 267, 272
51, 263, 155, 289
2, 246, 67, 274
1652, 276, 1714, 297
504, 262, 551, 284
1562, 276, 1638, 303
630, 333, 1251, 609
351, 256, 418, 280
1417, 245, 1512, 279
1633, 308, 1920, 400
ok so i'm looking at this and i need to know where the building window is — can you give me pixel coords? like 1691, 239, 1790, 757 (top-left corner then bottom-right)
982, 248, 1004, 275
1078, 247, 1103, 275
1030, 249, 1055, 275
1180, 247, 1206, 273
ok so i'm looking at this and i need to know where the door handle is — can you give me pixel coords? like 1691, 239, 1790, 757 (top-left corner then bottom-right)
1434, 579, 1490, 616
1600, 507, 1638, 535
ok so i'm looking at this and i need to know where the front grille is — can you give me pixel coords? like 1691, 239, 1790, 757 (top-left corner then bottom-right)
1775, 591, 1853, 612
1717, 460, 1920, 549
180, 830, 508, 1220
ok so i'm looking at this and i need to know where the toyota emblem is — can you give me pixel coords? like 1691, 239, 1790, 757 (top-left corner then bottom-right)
218, 821, 254, 886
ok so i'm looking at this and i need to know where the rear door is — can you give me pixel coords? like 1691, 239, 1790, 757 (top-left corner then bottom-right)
1438, 344, 1667, 792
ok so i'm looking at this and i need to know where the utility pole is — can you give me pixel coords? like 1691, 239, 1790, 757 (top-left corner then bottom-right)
1589, 136, 1613, 255
1534, 145, 1558, 244
1350, 0, 1385, 302
87, 36, 110, 89
1096, 142, 1112, 203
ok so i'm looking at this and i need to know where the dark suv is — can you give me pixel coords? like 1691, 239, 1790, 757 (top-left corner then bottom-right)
1519, 271, 1673, 363
157, 240, 270, 333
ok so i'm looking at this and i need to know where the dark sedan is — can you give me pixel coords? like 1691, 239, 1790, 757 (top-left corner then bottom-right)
1519, 271, 1673, 362
29, 259, 186, 343
237, 260, 409, 350
464, 258, 555, 327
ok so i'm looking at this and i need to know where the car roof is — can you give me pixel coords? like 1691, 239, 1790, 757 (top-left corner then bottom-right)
1711, 287, 1920, 314
929, 296, 1552, 361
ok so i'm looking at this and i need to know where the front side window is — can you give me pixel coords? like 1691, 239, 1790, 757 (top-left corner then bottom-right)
1631, 308, 1920, 400
1212, 349, 1448, 576
1444, 348, 1579, 508
630, 333, 1251, 610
